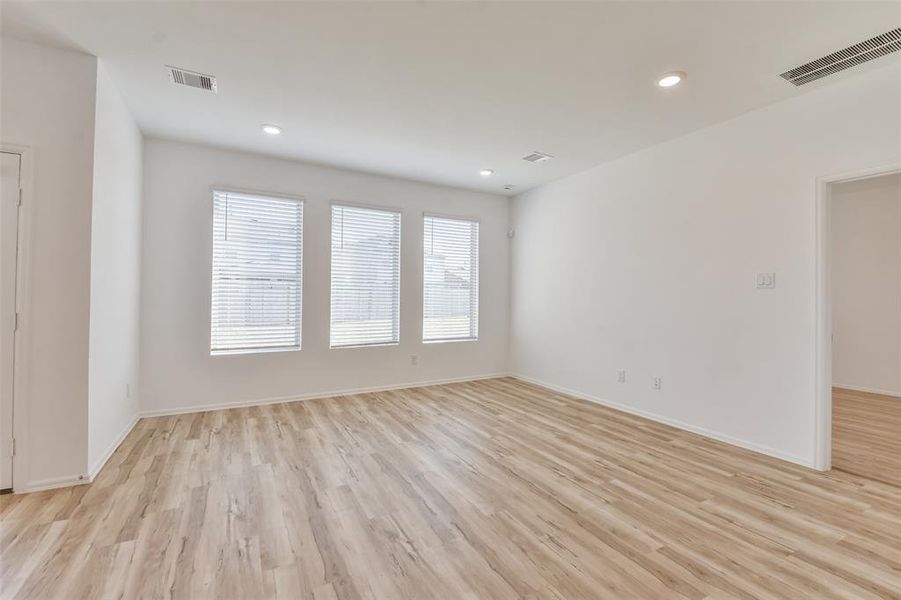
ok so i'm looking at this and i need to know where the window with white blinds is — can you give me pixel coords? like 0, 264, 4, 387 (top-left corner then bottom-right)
423, 215, 479, 342
210, 190, 303, 354
330, 204, 401, 348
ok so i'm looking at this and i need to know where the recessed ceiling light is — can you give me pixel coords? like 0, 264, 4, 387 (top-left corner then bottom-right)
479, 169, 494, 177
657, 71, 685, 88
262, 124, 282, 135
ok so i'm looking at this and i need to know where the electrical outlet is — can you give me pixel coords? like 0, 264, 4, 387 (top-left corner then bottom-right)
410, 355, 418, 366
617, 369, 626, 383
653, 377, 662, 390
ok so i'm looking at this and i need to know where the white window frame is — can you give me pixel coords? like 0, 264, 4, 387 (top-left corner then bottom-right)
210, 187, 304, 355
329, 201, 402, 349
422, 212, 479, 344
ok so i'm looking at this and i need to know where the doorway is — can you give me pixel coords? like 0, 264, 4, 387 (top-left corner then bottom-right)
0, 151, 21, 492
826, 171, 901, 486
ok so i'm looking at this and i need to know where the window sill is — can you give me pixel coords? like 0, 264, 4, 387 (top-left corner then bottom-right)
422, 337, 479, 345
329, 341, 400, 350
211, 346, 301, 356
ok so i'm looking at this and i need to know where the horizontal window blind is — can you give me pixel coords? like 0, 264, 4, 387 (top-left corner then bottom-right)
330, 204, 401, 348
211, 190, 302, 354
423, 215, 479, 342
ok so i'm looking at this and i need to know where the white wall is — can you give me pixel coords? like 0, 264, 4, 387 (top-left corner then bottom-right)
831, 173, 901, 397
510, 63, 901, 467
140, 139, 509, 414
0, 37, 97, 487
87, 62, 143, 474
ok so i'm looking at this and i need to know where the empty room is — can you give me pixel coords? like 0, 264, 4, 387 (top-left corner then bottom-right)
1, 1, 900, 599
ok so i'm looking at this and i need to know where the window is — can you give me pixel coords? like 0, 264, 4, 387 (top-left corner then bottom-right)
423, 215, 479, 342
210, 190, 302, 354
330, 204, 401, 347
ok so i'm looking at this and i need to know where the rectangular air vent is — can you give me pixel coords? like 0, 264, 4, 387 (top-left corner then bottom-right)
522, 151, 554, 163
167, 65, 218, 93
780, 28, 901, 86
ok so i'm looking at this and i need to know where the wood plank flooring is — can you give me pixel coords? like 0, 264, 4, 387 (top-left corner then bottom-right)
2, 377, 901, 599
833, 387, 901, 488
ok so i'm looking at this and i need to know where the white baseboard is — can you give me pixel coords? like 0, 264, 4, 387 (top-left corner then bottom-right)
510, 373, 815, 469
15, 474, 90, 494
87, 413, 141, 481
14, 374, 509, 495
16, 413, 141, 494
141, 372, 510, 418
833, 383, 901, 398
16, 373, 816, 493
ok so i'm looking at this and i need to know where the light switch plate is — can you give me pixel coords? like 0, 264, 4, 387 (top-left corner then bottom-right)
756, 272, 776, 289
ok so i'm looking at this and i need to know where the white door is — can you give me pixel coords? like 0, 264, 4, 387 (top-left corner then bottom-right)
0, 152, 20, 491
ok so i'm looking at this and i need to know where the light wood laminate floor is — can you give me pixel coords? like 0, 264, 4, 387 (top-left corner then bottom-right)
833, 387, 901, 488
2, 378, 901, 599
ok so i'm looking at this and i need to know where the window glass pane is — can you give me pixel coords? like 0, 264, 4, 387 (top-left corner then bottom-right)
211, 191, 302, 354
330, 204, 401, 347
423, 215, 478, 342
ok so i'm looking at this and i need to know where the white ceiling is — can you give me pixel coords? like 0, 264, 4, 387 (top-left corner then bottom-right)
2, 1, 899, 195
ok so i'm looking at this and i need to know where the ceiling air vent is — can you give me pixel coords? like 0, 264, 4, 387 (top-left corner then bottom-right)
780, 28, 901, 86
167, 65, 218, 93
522, 151, 554, 163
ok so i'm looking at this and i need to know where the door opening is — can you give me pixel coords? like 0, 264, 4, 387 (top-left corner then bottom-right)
815, 162, 901, 477
0, 151, 21, 493
828, 172, 901, 486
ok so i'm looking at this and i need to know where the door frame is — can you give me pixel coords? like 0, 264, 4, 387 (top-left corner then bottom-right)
1, 144, 33, 492
814, 160, 901, 471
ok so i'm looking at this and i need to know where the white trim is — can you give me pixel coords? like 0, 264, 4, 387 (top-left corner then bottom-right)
422, 211, 480, 224
814, 161, 901, 472
14, 371, 828, 493
16, 412, 140, 494
833, 384, 901, 399
15, 474, 89, 494
87, 413, 140, 481
422, 337, 478, 345
328, 341, 400, 351
211, 345, 301, 357
209, 185, 305, 204
141, 373, 508, 418
329, 199, 404, 214
511, 373, 815, 469
1, 144, 34, 494
12, 374, 508, 493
